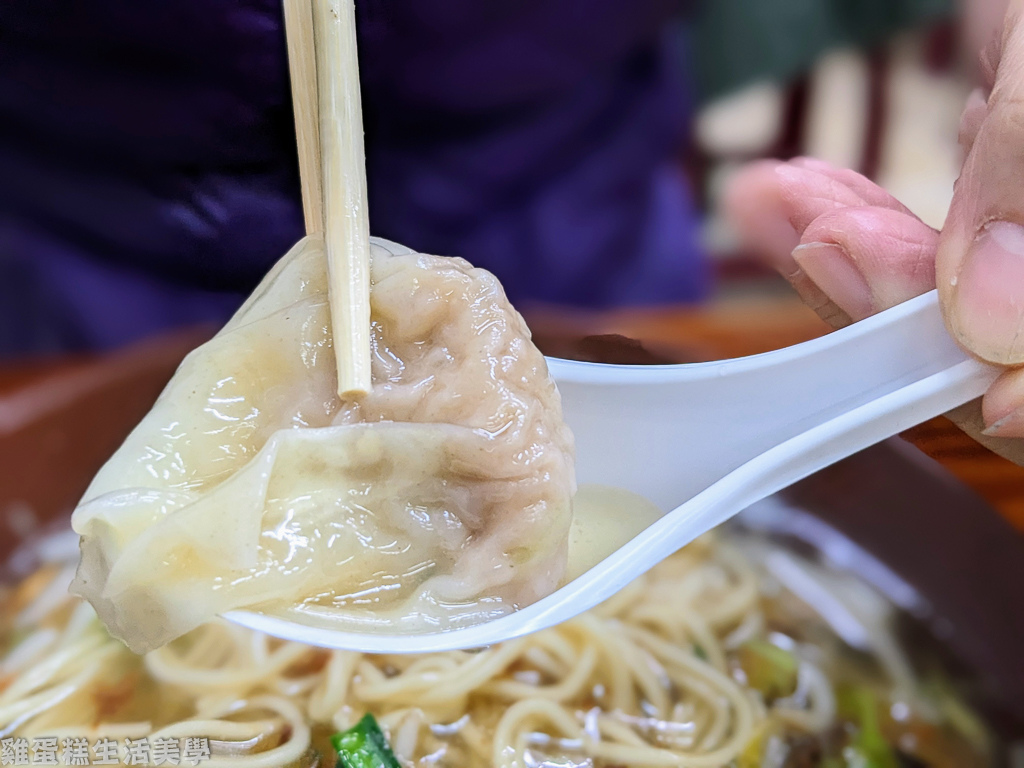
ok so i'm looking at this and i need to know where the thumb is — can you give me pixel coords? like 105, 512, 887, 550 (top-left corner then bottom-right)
939, 0, 1024, 365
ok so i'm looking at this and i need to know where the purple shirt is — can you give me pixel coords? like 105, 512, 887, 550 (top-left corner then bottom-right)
0, 0, 706, 356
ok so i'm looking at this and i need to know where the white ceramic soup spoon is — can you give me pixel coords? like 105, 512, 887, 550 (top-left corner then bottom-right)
226, 290, 997, 653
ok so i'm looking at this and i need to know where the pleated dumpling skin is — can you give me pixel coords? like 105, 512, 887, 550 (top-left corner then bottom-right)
71, 236, 575, 653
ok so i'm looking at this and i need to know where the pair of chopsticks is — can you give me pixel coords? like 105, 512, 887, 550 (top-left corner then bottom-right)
283, 0, 372, 398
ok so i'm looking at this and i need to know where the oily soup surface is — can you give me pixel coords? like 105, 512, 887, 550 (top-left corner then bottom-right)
71, 236, 575, 653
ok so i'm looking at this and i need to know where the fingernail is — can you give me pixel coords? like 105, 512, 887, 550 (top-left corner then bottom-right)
979, 369, 1024, 437
981, 407, 1024, 438
954, 221, 1024, 364
792, 242, 874, 320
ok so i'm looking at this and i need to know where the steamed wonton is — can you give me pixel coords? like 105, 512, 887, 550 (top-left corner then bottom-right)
71, 236, 575, 653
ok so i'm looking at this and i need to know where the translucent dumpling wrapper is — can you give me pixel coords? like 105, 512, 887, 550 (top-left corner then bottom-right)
71, 236, 576, 653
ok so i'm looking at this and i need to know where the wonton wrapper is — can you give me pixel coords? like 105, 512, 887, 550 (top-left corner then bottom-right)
71, 237, 575, 653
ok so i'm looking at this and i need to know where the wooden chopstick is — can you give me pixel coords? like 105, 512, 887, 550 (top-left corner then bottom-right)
283, 0, 323, 236
284, 0, 372, 398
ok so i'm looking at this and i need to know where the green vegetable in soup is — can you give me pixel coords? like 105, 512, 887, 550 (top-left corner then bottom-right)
332, 714, 401, 768
837, 686, 899, 768
736, 639, 799, 700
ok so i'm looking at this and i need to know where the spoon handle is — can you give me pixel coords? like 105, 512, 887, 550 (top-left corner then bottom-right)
550, 290, 998, 511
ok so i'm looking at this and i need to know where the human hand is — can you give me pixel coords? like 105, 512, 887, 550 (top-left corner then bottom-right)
725, 3, 1024, 442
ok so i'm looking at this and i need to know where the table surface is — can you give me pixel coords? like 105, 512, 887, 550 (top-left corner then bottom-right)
3, 296, 1023, 531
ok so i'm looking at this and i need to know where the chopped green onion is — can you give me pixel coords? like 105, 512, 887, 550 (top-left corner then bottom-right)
332, 713, 401, 768
837, 686, 899, 768
735, 640, 798, 700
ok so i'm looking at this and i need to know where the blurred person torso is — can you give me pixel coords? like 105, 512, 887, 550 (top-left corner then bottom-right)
0, 0, 707, 357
